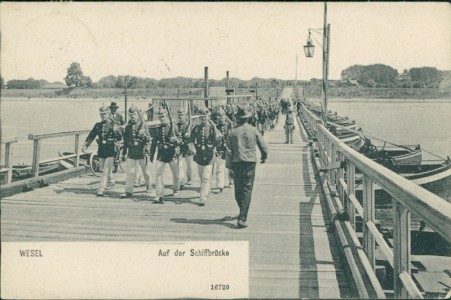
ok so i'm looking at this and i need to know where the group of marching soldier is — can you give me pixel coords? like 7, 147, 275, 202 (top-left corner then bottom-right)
83, 96, 293, 228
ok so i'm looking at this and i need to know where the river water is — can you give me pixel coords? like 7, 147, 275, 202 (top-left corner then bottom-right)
1, 97, 450, 164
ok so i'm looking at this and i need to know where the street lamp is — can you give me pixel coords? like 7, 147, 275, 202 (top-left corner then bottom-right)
124, 75, 129, 123
303, 2, 330, 126
303, 33, 315, 58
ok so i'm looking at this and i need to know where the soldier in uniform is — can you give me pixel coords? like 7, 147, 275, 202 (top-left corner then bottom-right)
176, 109, 194, 187
82, 105, 122, 197
257, 104, 268, 136
149, 109, 182, 204
284, 107, 295, 144
213, 109, 232, 193
109, 102, 125, 126
120, 106, 152, 198
185, 109, 222, 206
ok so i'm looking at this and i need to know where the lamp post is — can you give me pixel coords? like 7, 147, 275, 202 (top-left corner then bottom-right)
124, 75, 129, 123
304, 2, 330, 126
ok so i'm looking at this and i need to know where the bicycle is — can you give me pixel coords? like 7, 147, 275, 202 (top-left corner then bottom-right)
88, 142, 125, 177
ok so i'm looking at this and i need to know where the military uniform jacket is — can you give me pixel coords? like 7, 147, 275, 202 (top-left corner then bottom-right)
122, 121, 150, 160
85, 121, 122, 159
176, 121, 194, 157
150, 124, 180, 163
257, 109, 268, 123
215, 122, 231, 159
186, 124, 217, 166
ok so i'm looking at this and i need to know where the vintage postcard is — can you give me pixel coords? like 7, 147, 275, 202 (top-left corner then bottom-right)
1, 2, 450, 299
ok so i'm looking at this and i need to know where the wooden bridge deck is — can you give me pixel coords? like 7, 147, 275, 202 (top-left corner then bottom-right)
1, 110, 351, 298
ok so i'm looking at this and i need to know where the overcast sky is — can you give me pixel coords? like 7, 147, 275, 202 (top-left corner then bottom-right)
1, 2, 450, 82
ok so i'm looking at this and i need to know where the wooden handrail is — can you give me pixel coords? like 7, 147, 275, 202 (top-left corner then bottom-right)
28, 130, 90, 141
302, 104, 451, 241
28, 130, 90, 177
319, 123, 451, 242
1, 137, 18, 144
299, 103, 449, 298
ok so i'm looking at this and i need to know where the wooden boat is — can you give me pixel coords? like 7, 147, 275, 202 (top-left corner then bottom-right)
355, 159, 451, 207
328, 127, 364, 150
359, 139, 422, 165
11, 162, 62, 181
338, 133, 363, 150
302, 100, 422, 164
327, 119, 357, 131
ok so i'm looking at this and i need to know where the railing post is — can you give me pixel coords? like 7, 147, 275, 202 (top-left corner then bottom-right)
363, 175, 376, 270
328, 136, 332, 159
347, 162, 356, 228
331, 142, 336, 183
31, 139, 41, 177
5, 142, 13, 184
393, 202, 411, 299
74, 134, 80, 167
337, 152, 344, 203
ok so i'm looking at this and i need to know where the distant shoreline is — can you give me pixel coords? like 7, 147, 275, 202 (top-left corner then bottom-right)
1, 87, 450, 101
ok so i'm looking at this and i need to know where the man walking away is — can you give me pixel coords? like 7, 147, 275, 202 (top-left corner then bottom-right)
227, 104, 268, 228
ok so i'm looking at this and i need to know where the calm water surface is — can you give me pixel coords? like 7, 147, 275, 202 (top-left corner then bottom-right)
327, 98, 451, 161
1, 97, 451, 164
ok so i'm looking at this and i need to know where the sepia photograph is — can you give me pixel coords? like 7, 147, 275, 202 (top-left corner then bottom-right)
1, 2, 450, 299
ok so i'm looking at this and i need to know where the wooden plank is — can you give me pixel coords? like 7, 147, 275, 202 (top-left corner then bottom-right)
393, 202, 411, 299
0, 166, 88, 198
31, 139, 41, 177
363, 175, 376, 270
1, 137, 18, 144
5, 142, 13, 184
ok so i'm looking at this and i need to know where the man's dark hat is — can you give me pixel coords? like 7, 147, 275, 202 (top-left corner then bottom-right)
235, 104, 252, 119
110, 102, 119, 109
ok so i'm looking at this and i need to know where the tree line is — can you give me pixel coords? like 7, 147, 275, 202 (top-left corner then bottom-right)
341, 64, 444, 88
1, 62, 447, 89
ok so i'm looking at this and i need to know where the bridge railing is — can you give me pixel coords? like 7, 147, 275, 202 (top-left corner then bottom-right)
1, 137, 18, 184
28, 130, 91, 177
300, 104, 451, 299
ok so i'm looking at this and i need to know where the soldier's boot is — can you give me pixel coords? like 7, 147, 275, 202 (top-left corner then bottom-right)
237, 219, 248, 228
154, 196, 164, 204
105, 180, 115, 190
120, 192, 133, 199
